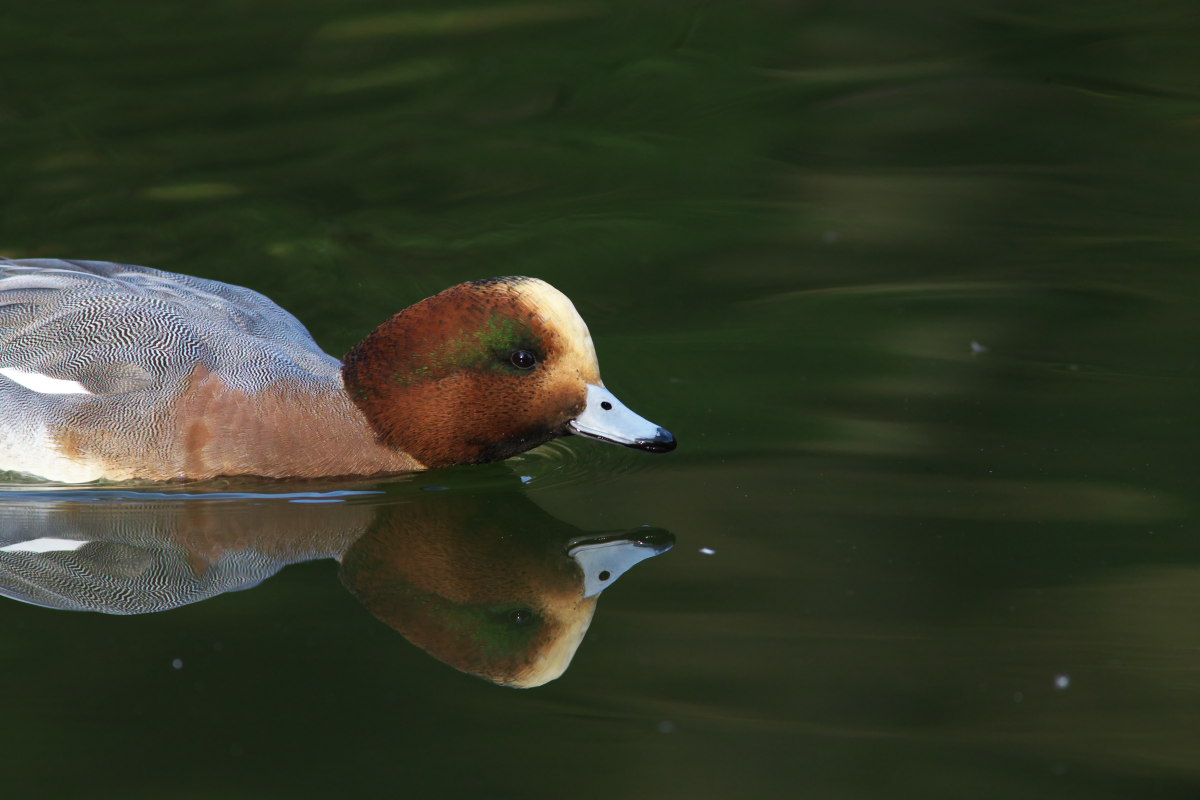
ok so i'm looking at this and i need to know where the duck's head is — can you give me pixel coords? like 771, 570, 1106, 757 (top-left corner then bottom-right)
342, 277, 675, 468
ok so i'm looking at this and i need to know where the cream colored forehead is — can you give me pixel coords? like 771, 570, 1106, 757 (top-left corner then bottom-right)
510, 600, 597, 688
514, 279, 599, 368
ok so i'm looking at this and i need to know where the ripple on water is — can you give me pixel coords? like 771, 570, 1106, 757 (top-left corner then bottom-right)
507, 437, 662, 491
0, 471, 392, 506
0, 436, 660, 502
0, 486, 384, 504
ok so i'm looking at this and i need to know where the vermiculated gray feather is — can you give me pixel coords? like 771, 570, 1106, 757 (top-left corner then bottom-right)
0, 259, 346, 480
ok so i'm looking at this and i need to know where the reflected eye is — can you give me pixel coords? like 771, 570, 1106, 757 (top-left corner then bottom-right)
508, 608, 533, 626
509, 350, 537, 370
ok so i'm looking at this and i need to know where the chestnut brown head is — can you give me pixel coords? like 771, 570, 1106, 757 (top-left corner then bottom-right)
342, 277, 675, 468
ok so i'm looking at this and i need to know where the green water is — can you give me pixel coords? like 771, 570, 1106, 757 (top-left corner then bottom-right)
2, 1, 1199, 797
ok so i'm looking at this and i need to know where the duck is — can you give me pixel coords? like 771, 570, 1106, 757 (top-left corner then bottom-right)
0, 258, 675, 483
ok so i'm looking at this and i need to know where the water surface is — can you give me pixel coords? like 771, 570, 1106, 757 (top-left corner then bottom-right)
1, 2, 1199, 798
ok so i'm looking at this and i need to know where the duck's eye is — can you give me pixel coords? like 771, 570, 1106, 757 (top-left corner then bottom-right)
509, 350, 537, 370
508, 608, 533, 626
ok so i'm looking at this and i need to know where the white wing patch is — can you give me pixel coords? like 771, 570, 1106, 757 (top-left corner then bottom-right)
0, 538, 89, 554
0, 367, 93, 395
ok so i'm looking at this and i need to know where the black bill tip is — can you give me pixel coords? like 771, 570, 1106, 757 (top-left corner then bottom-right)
631, 427, 676, 453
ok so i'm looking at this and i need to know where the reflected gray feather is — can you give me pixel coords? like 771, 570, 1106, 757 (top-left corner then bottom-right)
0, 503, 283, 613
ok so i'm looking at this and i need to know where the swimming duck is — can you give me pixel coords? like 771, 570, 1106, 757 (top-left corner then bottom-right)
0, 259, 675, 482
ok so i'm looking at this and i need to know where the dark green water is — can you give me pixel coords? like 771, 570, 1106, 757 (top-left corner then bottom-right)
2, 1, 1199, 797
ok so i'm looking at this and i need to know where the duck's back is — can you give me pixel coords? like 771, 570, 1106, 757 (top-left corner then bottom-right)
0, 259, 347, 482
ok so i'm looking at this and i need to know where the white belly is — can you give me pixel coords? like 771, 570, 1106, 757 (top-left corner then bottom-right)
0, 422, 110, 483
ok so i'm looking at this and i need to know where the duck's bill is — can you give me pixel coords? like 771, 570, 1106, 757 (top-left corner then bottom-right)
567, 526, 675, 598
567, 384, 676, 453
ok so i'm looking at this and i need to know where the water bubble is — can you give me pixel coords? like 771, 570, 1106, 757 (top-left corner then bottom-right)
1054, 674, 1070, 690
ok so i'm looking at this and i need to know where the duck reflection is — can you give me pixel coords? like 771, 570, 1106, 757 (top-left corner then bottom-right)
0, 481, 672, 687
